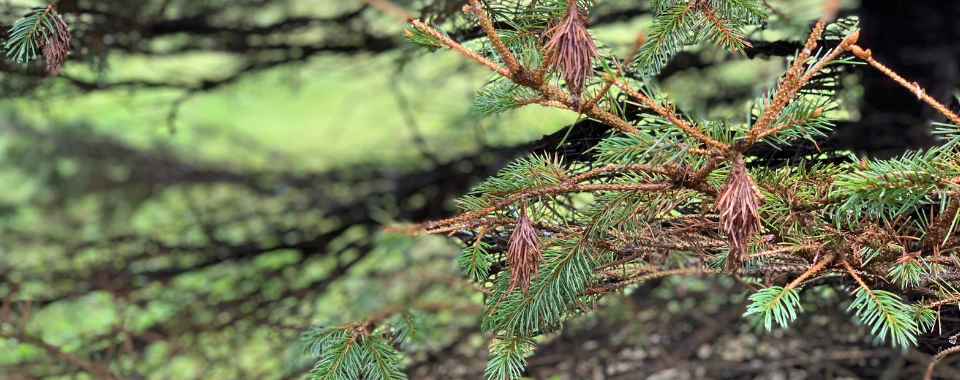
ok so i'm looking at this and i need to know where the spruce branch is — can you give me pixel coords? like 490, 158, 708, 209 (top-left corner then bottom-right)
699, 4, 751, 51
389, 163, 677, 233
5, 3, 71, 76
364, 337, 406, 380
378, 2, 960, 376
408, 20, 512, 77
611, 77, 730, 151
485, 335, 536, 380
483, 239, 594, 336
744, 286, 803, 331
633, 0, 765, 75
632, 1, 696, 75
924, 345, 960, 380
465, 0, 523, 75
842, 261, 920, 348
747, 20, 826, 141
848, 45, 960, 127
402, 5, 646, 137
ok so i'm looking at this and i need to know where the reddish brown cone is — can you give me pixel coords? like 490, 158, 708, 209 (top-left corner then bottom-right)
506, 206, 543, 295
38, 10, 70, 77
544, 0, 598, 109
716, 154, 762, 274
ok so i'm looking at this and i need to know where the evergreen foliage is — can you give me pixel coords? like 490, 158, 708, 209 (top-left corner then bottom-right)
300, 313, 420, 380
847, 286, 920, 348
634, 0, 766, 75
5, 4, 69, 75
743, 286, 802, 331
349, 0, 960, 378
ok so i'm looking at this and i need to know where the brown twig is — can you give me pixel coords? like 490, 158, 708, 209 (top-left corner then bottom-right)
924, 345, 960, 380
925, 294, 960, 309
612, 78, 730, 151
584, 267, 718, 295
466, 0, 522, 74
409, 20, 512, 77
747, 20, 825, 141
389, 181, 673, 233
848, 45, 960, 126
786, 251, 835, 289
747, 244, 819, 260
841, 260, 872, 291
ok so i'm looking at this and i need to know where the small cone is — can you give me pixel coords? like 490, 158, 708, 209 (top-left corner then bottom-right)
38, 11, 70, 77
544, 1, 598, 108
716, 154, 762, 274
506, 206, 543, 295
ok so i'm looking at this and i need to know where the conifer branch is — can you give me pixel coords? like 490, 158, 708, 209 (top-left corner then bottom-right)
747, 20, 826, 141
842, 261, 920, 347
406, 7, 643, 137
384, 2, 960, 375
390, 160, 695, 233
743, 285, 803, 331
848, 45, 960, 126
486, 335, 536, 380
5, 2, 71, 76
465, 0, 523, 75
401, 181, 673, 232
924, 345, 960, 380
754, 106, 825, 140
924, 294, 960, 309
408, 20, 512, 77
699, 4, 751, 51
611, 78, 730, 151
785, 251, 835, 289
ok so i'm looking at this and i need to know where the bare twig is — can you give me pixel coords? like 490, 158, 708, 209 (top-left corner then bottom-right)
849, 45, 960, 126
